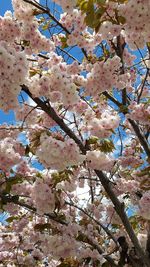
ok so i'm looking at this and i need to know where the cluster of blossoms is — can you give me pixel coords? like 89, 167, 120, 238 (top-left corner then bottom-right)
85, 202, 104, 221
0, 232, 20, 263
15, 104, 56, 129
12, 0, 39, 21
31, 178, 55, 215
68, 30, 103, 52
11, 179, 32, 198
78, 247, 102, 263
2, 6, 59, 111
99, 21, 122, 41
118, 0, 150, 49
35, 133, 85, 170
40, 222, 102, 262
115, 178, 140, 195
119, 145, 143, 168
59, 9, 103, 52
86, 150, 114, 171
29, 62, 80, 107
93, 0, 150, 50
15, 104, 38, 125
0, 11, 20, 43
123, 48, 136, 66
84, 55, 131, 99
41, 233, 79, 259
72, 99, 88, 115
20, 20, 55, 55
138, 191, 150, 220
54, 0, 77, 13
0, 137, 23, 172
0, 219, 45, 266
127, 102, 150, 126
12, 0, 54, 55
88, 111, 120, 138
0, 41, 28, 112
60, 9, 85, 31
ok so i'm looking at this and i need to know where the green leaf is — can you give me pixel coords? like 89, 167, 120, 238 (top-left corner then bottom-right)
60, 36, 68, 49
118, 0, 128, 2
42, 22, 50, 31
85, 0, 95, 28
98, 139, 115, 153
52, 170, 70, 186
77, 0, 88, 11
6, 216, 18, 223
96, 0, 106, 4
95, 21, 102, 33
95, 6, 106, 19
103, 46, 110, 57
80, 0, 88, 11
29, 69, 40, 78
117, 15, 126, 25
129, 216, 138, 230
87, 136, 99, 144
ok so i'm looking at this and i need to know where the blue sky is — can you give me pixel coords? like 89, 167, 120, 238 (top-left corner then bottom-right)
1, 1, 12, 15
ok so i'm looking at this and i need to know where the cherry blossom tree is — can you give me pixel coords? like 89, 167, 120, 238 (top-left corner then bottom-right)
0, 0, 150, 266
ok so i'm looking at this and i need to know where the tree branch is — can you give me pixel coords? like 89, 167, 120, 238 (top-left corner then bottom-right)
22, 85, 150, 266
146, 222, 150, 259
23, 0, 88, 59
137, 68, 149, 103
103, 91, 122, 108
0, 193, 117, 266
128, 119, 150, 158
22, 85, 87, 154
95, 170, 150, 267
65, 200, 118, 246
103, 91, 150, 158
23, 0, 70, 34
78, 232, 117, 267
0, 193, 68, 225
